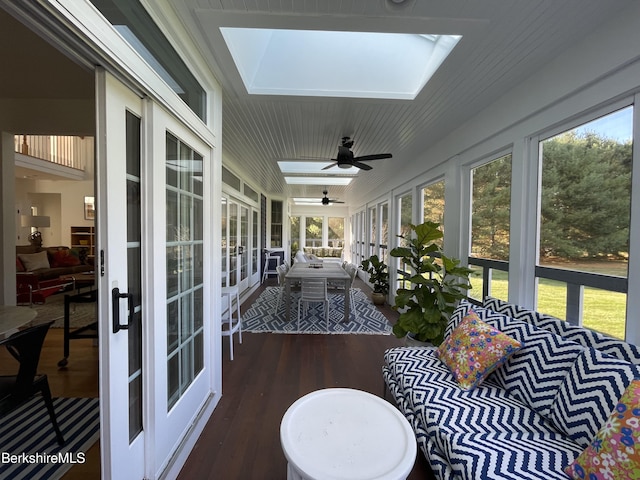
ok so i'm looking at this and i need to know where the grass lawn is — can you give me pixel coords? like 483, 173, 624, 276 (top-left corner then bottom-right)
469, 264, 627, 339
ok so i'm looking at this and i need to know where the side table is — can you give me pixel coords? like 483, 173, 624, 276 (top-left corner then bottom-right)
280, 388, 416, 480
57, 289, 97, 367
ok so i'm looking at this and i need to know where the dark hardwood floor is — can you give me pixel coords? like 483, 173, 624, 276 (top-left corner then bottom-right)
3, 276, 434, 479
178, 277, 435, 480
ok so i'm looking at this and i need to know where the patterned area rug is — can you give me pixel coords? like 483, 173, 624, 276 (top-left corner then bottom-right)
0, 397, 100, 480
243, 287, 392, 334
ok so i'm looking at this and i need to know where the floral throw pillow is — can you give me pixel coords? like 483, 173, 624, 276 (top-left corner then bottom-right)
565, 379, 640, 480
436, 310, 522, 390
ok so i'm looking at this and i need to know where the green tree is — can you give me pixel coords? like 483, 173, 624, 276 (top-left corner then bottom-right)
540, 132, 631, 260
471, 155, 511, 260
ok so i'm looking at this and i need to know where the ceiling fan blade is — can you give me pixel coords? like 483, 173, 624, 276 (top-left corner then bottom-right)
352, 161, 372, 171
353, 153, 392, 162
321, 162, 338, 170
331, 200, 345, 204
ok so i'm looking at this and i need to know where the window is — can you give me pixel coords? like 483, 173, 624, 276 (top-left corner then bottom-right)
396, 192, 413, 291
244, 184, 259, 203
469, 154, 512, 302
166, 133, 204, 409
537, 106, 632, 339
422, 180, 445, 247
221, 198, 227, 287
380, 204, 389, 263
270, 200, 283, 248
90, 0, 206, 121
328, 217, 344, 248
305, 217, 323, 248
290, 216, 301, 255
369, 207, 377, 257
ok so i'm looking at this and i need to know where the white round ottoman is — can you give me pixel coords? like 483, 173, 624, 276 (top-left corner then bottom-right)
280, 388, 416, 480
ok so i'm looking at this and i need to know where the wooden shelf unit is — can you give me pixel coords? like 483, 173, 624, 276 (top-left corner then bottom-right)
70, 226, 95, 256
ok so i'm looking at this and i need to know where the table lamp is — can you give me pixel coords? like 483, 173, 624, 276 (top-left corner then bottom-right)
21, 215, 50, 248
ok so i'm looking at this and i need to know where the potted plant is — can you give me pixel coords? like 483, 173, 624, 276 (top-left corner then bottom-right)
360, 254, 389, 305
390, 221, 472, 346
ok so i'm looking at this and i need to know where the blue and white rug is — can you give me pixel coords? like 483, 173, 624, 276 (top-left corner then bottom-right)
243, 287, 392, 335
0, 397, 100, 480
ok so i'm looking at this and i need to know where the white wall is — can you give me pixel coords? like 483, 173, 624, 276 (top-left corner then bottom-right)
15, 177, 93, 247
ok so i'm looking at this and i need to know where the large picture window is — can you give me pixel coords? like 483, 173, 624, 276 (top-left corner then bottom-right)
469, 154, 512, 302
537, 106, 632, 338
380, 203, 389, 263
305, 217, 323, 247
422, 180, 445, 247
328, 217, 344, 248
396, 192, 413, 291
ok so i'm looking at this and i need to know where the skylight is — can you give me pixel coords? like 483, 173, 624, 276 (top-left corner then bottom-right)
285, 177, 353, 185
293, 198, 324, 205
220, 28, 461, 100
277, 161, 359, 175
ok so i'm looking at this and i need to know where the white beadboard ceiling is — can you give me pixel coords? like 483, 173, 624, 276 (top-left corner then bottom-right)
151, 0, 632, 206
1, 2, 633, 206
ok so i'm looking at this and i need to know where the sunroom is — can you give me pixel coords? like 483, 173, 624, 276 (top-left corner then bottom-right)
1, 0, 639, 479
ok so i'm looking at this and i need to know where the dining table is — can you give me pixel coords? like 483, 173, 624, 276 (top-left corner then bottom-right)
284, 262, 351, 323
0, 305, 38, 340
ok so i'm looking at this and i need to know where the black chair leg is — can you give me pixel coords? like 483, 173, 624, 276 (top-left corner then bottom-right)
39, 378, 65, 446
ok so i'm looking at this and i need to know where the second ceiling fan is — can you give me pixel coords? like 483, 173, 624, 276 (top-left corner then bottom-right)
321, 190, 344, 205
322, 137, 392, 171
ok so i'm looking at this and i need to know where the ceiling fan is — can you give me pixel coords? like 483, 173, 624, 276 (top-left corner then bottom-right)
322, 137, 392, 171
321, 190, 344, 205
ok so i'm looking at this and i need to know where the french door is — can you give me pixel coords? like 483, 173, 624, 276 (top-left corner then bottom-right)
96, 70, 145, 480
223, 198, 258, 291
97, 70, 212, 478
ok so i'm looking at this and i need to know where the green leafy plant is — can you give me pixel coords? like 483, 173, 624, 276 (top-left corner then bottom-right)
360, 254, 389, 295
390, 221, 472, 346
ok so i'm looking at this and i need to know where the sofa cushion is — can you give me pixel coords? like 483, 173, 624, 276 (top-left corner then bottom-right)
440, 431, 583, 480
550, 348, 640, 449
49, 248, 82, 267
18, 251, 50, 271
484, 296, 640, 364
436, 310, 522, 390
485, 316, 584, 419
565, 379, 640, 480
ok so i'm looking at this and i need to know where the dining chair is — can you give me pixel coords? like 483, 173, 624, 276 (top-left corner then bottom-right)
328, 263, 358, 320
262, 250, 280, 283
221, 286, 242, 360
345, 263, 359, 319
274, 264, 288, 314
0, 320, 65, 445
298, 278, 329, 332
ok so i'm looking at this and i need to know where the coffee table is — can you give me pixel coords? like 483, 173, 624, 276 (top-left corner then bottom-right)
59, 272, 96, 291
280, 388, 416, 480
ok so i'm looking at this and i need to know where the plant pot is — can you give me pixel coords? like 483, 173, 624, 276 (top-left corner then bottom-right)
405, 332, 433, 348
371, 292, 386, 305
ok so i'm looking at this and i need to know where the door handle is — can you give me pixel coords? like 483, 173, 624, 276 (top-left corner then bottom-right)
112, 287, 133, 333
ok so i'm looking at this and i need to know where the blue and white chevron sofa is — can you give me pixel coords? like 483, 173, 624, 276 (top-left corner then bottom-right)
383, 297, 640, 479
